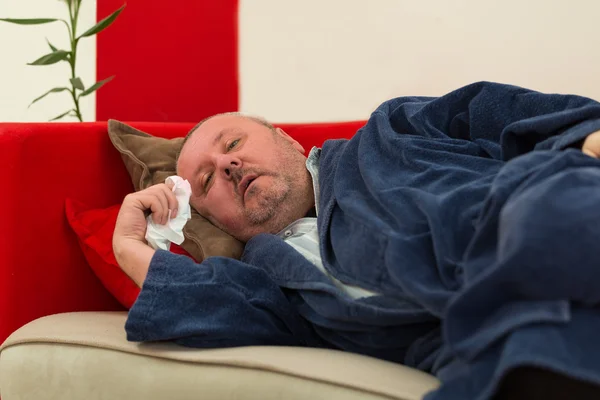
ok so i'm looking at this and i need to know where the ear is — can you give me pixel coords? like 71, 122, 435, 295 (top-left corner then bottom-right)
275, 127, 305, 154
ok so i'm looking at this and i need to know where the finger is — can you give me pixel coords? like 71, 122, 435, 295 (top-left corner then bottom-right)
147, 193, 166, 225
134, 185, 178, 224
155, 184, 178, 219
153, 191, 171, 225
583, 149, 594, 158
582, 131, 600, 159
157, 186, 179, 223
163, 186, 179, 218
151, 186, 176, 223
138, 191, 167, 225
582, 147, 598, 159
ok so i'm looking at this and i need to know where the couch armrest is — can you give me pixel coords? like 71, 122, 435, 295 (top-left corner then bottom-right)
0, 122, 193, 344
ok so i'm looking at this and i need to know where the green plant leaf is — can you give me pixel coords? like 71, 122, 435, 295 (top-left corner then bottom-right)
46, 38, 58, 52
27, 50, 70, 66
70, 77, 85, 90
77, 4, 125, 39
49, 109, 73, 121
79, 76, 114, 97
0, 18, 58, 25
29, 87, 69, 107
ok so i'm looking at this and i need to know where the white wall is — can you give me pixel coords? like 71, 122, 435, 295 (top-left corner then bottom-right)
0, 0, 96, 122
240, 0, 600, 123
4, 1, 600, 123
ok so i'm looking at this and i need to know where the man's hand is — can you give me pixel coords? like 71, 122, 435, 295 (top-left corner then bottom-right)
114, 183, 179, 244
582, 130, 600, 158
113, 183, 178, 287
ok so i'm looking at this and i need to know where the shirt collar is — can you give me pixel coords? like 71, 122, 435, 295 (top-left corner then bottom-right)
306, 147, 321, 216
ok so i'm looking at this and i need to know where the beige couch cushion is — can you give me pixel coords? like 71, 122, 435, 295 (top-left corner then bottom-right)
0, 312, 439, 400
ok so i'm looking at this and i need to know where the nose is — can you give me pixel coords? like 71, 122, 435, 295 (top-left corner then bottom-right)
215, 154, 242, 179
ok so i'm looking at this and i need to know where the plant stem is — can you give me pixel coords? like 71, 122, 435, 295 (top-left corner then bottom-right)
68, 1, 83, 121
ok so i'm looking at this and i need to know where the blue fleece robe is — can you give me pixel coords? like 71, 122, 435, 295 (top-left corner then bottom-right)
126, 81, 600, 399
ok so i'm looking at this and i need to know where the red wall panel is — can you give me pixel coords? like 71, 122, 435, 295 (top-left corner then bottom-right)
96, 1, 238, 122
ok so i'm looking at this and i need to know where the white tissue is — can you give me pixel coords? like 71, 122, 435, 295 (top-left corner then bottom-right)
145, 176, 192, 251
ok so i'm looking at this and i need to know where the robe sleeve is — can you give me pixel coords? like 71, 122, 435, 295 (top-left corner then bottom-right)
380, 81, 600, 160
125, 250, 315, 349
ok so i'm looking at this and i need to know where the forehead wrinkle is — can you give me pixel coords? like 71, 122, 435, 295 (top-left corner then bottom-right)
212, 126, 243, 144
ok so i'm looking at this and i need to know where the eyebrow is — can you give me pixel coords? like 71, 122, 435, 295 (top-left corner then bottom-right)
212, 127, 239, 147
212, 131, 225, 146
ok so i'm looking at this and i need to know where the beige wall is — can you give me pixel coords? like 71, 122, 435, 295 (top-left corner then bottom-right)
239, 0, 600, 122
3, 1, 599, 123
0, 0, 96, 122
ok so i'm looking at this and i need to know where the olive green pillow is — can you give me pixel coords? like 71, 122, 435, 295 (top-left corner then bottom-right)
107, 119, 244, 261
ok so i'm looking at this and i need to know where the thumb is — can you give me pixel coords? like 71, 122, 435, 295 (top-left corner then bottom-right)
165, 178, 176, 191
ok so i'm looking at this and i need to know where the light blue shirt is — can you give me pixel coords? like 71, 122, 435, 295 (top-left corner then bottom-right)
277, 147, 378, 299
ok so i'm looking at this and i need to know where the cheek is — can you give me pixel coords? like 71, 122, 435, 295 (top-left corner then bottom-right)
204, 183, 235, 209
189, 197, 205, 216
205, 196, 243, 229
198, 182, 247, 231
212, 212, 246, 235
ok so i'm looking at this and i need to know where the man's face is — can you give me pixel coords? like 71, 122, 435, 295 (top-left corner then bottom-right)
177, 114, 314, 242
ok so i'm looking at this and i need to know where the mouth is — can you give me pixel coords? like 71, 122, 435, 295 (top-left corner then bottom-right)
238, 174, 258, 198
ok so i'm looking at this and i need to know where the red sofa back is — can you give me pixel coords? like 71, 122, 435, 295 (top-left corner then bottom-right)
0, 120, 365, 343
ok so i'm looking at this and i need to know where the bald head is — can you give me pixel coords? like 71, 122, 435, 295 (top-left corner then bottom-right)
177, 113, 275, 167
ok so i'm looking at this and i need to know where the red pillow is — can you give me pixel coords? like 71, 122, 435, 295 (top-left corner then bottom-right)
65, 199, 194, 309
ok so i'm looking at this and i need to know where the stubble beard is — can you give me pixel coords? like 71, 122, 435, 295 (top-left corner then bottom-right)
223, 137, 311, 240
240, 146, 309, 234
244, 173, 293, 226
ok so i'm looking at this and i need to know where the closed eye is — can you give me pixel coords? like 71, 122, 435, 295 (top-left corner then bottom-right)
203, 139, 239, 193
227, 139, 240, 151
204, 172, 214, 191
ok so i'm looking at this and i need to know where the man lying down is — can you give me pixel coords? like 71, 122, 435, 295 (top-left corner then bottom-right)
113, 81, 600, 400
